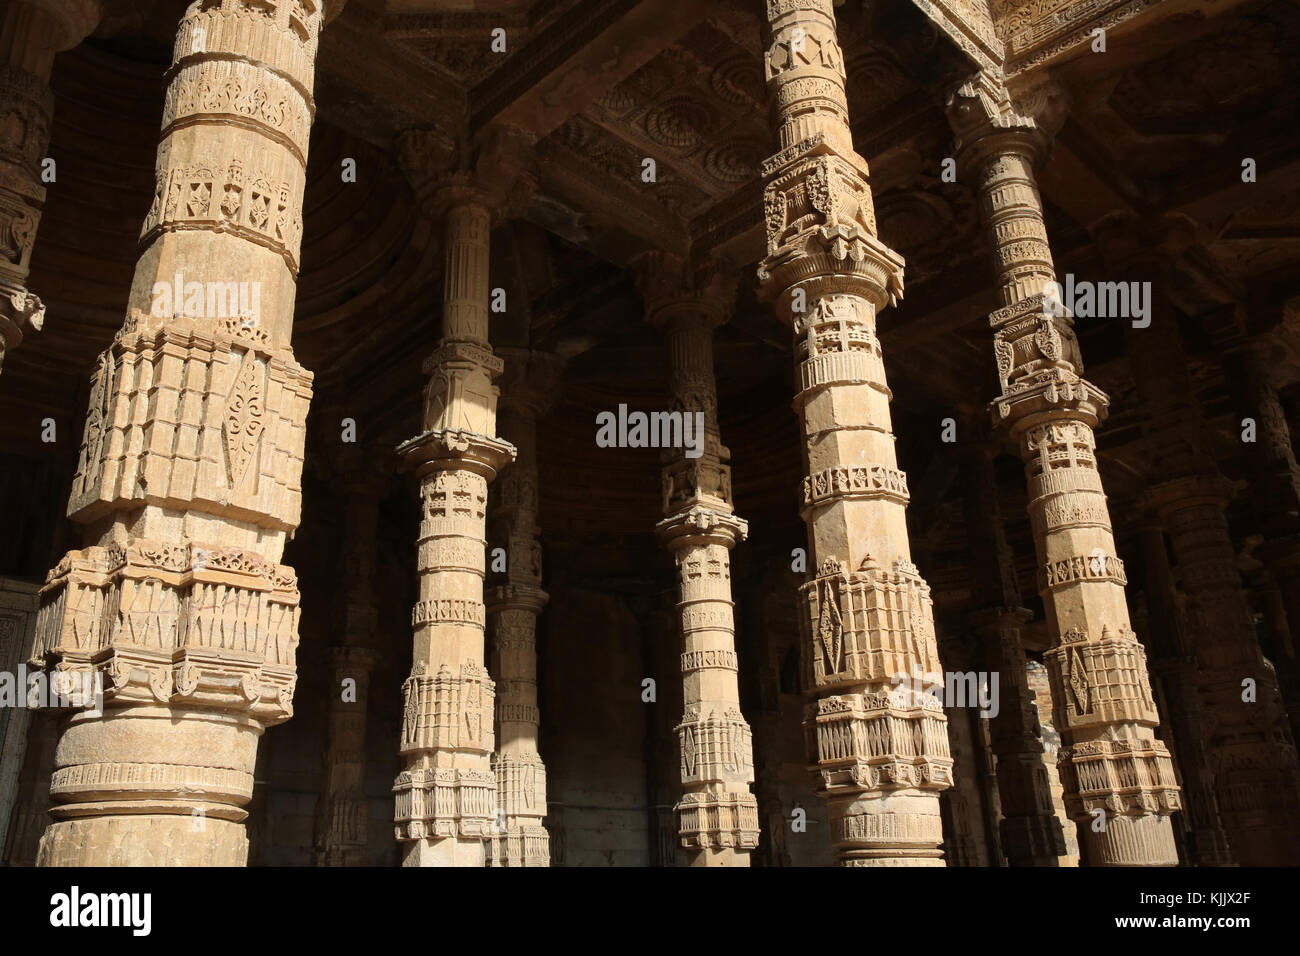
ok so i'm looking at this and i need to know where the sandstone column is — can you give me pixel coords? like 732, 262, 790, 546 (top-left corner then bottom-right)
948, 71, 1180, 865
936, 632, 997, 867
638, 252, 759, 866
485, 348, 559, 867
1133, 521, 1234, 865
758, 0, 952, 866
314, 465, 382, 866
29, 0, 342, 866
1116, 259, 1300, 865
392, 129, 530, 867
962, 442, 1066, 866
0, 0, 100, 371
1226, 342, 1300, 751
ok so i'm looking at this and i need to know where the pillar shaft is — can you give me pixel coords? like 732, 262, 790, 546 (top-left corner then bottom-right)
0, 0, 100, 369
393, 194, 513, 867
641, 255, 758, 865
30, 0, 334, 867
960, 444, 1065, 864
1125, 305, 1300, 864
487, 385, 551, 867
963, 441, 1065, 866
758, 0, 951, 866
1230, 345, 1300, 751
315, 476, 381, 866
936, 634, 997, 867
949, 71, 1180, 866
1150, 477, 1300, 863
1135, 524, 1234, 865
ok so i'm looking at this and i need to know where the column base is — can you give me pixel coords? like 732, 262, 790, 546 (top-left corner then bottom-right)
828, 790, 947, 867
37, 816, 248, 866
36, 705, 262, 867
400, 836, 486, 867
1186, 828, 1236, 867
1000, 814, 1067, 866
486, 825, 550, 867
686, 846, 749, 867
1078, 812, 1179, 866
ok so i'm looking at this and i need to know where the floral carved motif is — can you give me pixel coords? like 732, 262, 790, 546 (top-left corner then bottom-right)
223, 352, 266, 487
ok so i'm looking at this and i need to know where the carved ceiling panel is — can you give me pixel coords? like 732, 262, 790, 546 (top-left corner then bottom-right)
386, 0, 579, 86
545, 114, 713, 220
1106, 9, 1292, 142
876, 181, 980, 286
580, 22, 771, 202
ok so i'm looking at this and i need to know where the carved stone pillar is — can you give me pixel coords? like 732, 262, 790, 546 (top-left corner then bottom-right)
1227, 343, 1300, 752
758, 0, 952, 866
936, 632, 995, 867
638, 252, 759, 866
392, 128, 530, 867
29, 0, 341, 867
0, 0, 100, 371
1118, 274, 1300, 865
314, 468, 382, 866
317, 644, 376, 866
1134, 523, 1234, 865
485, 348, 559, 868
0, 579, 40, 855
949, 71, 1180, 866
961, 440, 1066, 866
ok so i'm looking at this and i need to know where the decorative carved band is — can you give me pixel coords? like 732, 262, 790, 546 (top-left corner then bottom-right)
163, 59, 313, 163
173, 3, 323, 93
67, 325, 310, 531
411, 598, 486, 627
399, 661, 494, 756
141, 151, 306, 272
1039, 553, 1127, 590
809, 692, 953, 793
676, 789, 759, 851
800, 560, 940, 689
677, 710, 755, 785
1044, 626, 1160, 729
803, 464, 910, 509
393, 767, 497, 842
681, 648, 738, 673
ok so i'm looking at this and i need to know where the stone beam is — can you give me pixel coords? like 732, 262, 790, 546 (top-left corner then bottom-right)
317, 10, 466, 144
471, 0, 711, 137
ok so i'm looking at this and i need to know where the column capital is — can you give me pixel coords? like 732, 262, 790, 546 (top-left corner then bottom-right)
756, 0, 903, 315
496, 347, 565, 417
7, 0, 102, 55
1147, 472, 1235, 515
634, 252, 736, 330
947, 68, 1067, 170
398, 428, 515, 482
397, 124, 536, 223
656, 505, 748, 552
486, 581, 548, 616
